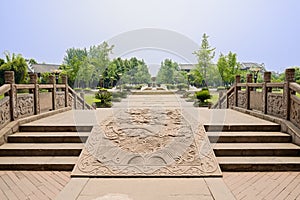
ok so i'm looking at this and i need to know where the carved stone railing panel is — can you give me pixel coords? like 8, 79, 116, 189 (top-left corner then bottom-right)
76, 101, 83, 110
267, 93, 286, 118
228, 92, 235, 108
68, 94, 74, 108
0, 96, 11, 129
16, 94, 34, 119
250, 91, 263, 112
237, 91, 247, 108
56, 92, 65, 109
220, 98, 227, 109
290, 96, 300, 129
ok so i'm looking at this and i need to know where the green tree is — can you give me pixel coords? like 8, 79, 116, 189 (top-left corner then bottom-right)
0, 58, 4, 67
28, 58, 37, 65
189, 68, 203, 88
104, 57, 151, 87
61, 47, 88, 87
293, 67, 300, 84
0, 52, 28, 85
217, 52, 240, 87
88, 42, 114, 86
156, 59, 179, 84
193, 33, 215, 86
61, 42, 114, 88
206, 64, 222, 87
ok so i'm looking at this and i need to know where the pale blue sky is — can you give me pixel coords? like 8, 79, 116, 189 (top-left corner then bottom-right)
1, 0, 300, 72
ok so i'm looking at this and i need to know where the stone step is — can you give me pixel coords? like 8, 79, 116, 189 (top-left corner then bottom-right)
207, 132, 291, 143
0, 143, 84, 156
213, 143, 300, 156
7, 132, 89, 143
217, 156, 300, 171
204, 124, 281, 132
0, 156, 77, 171
19, 125, 93, 132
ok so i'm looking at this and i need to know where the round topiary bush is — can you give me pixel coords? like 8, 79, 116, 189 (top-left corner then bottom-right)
195, 90, 210, 102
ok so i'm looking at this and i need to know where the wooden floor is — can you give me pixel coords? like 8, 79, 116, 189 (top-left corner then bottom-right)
0, 171, 70, 200
223, 172, 300, 200
0, 171, 300, 199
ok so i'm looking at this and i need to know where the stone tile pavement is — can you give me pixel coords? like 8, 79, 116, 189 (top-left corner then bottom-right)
1, 171, 299, 199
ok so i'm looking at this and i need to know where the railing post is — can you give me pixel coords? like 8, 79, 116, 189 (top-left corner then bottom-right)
29, 73, 40, 115
61, 75, 69, 107
262, 72, 271, 114
73, 93, 77, 110
49, 75, 56, 110
4, 71, 17, 120
233, 75, 240, 107
284, 68, 295, 120
80, 92, 85, 110
219, 90, 223, 109
246, 74, 252, 110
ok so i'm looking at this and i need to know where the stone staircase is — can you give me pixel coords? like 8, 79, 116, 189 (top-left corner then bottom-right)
0, 124, 92, 171
206, 124, 300, 171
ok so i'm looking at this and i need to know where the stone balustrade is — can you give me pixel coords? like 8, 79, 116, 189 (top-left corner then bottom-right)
0, 71, 93, 130
214, 68, 300, 130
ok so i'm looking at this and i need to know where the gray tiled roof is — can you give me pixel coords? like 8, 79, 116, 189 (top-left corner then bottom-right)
179, 62, 265, 71
29, 64, 61, 74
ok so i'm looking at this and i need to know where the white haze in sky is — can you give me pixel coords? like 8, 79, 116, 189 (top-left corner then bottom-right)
1, 0, 300, 73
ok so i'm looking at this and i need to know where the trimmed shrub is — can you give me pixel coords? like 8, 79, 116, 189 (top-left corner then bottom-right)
195, 89, 211, 103
134, 85, 143, 90
95, 88, 112, 108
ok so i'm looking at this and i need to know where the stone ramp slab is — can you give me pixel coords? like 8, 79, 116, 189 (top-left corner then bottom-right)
56, 177, 235, 200
71, 108, 222, 177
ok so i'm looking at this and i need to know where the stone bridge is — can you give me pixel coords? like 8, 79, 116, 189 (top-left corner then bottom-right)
0, 69, 300, 199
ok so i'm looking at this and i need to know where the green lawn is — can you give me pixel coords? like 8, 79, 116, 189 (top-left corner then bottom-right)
0, 94, 3, 100
84, 94, 97, 105
208, 94, 219, 105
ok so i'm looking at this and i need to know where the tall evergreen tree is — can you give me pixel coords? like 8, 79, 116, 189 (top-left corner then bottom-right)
193, 33, 215, 86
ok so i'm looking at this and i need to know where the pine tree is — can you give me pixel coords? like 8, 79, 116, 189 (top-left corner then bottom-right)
193, 33, 215, 86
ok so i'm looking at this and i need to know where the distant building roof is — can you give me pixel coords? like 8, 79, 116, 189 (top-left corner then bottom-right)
29, 64, 61, 74
240, 62, 265, 71
179, 62, 265, 71
179, 64, 197, 71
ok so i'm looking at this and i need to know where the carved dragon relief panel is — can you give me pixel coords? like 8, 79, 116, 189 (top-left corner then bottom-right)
267, 93, 286, 118
16, 94, 34, 119
290, 98, 300, 129
0, 96, 11, 129
72, 108, 221, 177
